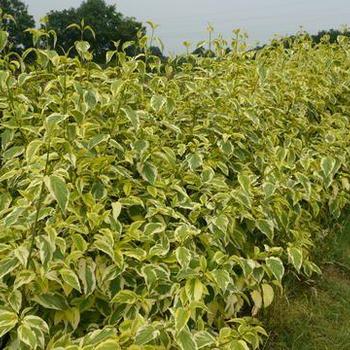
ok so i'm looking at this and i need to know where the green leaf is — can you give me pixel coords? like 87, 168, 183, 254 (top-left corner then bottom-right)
0, 309, 18, 338
321, 156, 336, 178
213, 214, 229, 233
141, 266, 157, 288
111, 79, 124, 96
88, 134, 108, 150
266, 257, 285, 281
0, 30, 9, 51
137, 161, 158, 184
135, 324, 159, 345
22, 315, 49, 334
33, 293, 68, 310
106, 51, 116, 64
201, 167, 215, 183
0, 169, 20, 183
111, 202, 122, 221
176, 328, 198, 350
75, 40, 90, 54
71, 234, 88, 252
0, 256, 19, 279
18, 324, 37, 349
14, 270, 36, 289
8, 290, 22, 313
263, 182, 276, 198
77, 259, 96, 295
256, 219, 274, 241
60, 268, 81, 292
133, 139, 149, 155
262, 283, 274, 308
235, 190, 252, 209
176, 247, 191, 268
144, 222, 165, 235
250, 289, 262, 315
63, 307, 80, 331
84, 90, 97, 109
25, 140, 42, 163
194, 331, 216, 349
258, 65, 268, 81
151, 95, 166, 112
238, 173, 251, 193
2, 146, 24, 160
82, 328, 116, 346
124, 247, 147, 261
45, 175, 69, 212
296, 172, 312, 198
175, 308, 191, 333
46, 113, 67, 134
94, 236, 115, 261
95, 339, 120, 350
112, 290, 138, 304
185, 278, 204, 302
187, 153, 203, 171
228, 339, 250, 350
122, 106, 139, 130
210, 269, 231, 293
141, 264, 169, 287
218, 140, 234, 155
38, 236, 54, 267
287, 247, 303, 272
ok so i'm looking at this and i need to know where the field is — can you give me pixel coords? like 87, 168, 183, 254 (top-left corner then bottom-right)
0, 29, 350, 349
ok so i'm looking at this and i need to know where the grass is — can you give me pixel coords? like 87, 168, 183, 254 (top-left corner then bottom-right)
262, 216, 350, 350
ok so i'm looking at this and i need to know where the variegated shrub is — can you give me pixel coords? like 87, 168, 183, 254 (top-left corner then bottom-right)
0, 27, 350, 349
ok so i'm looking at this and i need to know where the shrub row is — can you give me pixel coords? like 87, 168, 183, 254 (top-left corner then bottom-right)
0, 32, 350, 349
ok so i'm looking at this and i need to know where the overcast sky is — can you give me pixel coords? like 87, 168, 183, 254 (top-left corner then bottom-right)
24, 0, 350, 53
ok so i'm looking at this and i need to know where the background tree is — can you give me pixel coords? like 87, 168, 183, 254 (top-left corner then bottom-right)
149, 46, 166, 61
311, 29, 350, 44
46, 0, 145, 62
0, 0, 35, 52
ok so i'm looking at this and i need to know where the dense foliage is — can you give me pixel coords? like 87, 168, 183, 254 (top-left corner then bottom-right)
0, 27, 350, 349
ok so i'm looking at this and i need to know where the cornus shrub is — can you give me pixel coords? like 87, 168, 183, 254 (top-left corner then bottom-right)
0, 26, 350, 349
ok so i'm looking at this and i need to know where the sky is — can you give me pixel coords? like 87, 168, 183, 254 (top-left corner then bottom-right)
24, 0, 350, 54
